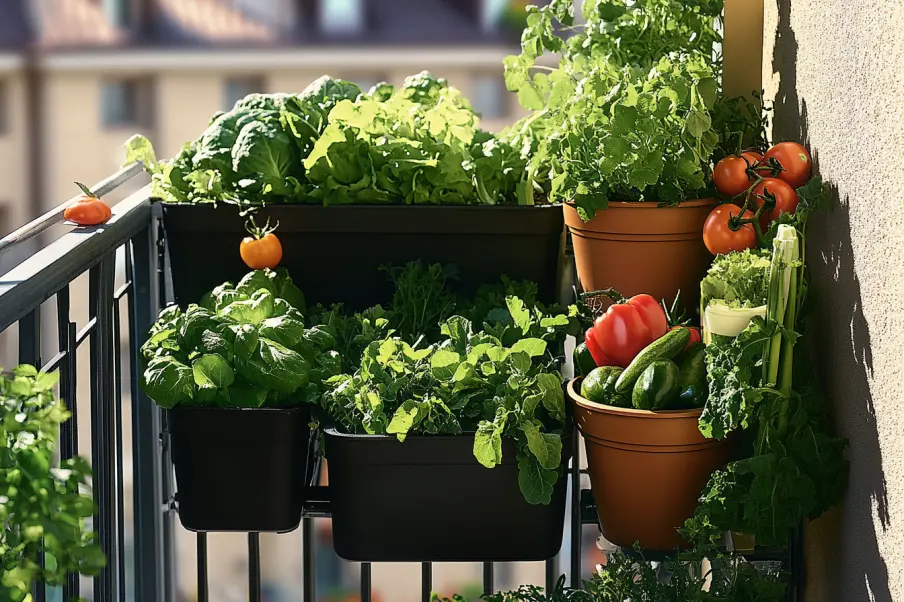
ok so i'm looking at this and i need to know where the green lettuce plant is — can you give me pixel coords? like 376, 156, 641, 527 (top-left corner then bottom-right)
140, 268, 341, 409
322, 300, 576, 505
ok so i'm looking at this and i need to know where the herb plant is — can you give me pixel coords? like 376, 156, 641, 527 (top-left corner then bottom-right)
322, 300, 574, 505
1, 366, 105, 600
140, 268, 341, 409
503, 0, 760, 217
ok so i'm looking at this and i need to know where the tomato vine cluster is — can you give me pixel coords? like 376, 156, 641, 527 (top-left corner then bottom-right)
703, 141, 812, 255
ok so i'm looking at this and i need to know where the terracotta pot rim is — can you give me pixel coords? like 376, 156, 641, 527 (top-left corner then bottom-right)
567, 378, 703, 419
564, 198, 717, 212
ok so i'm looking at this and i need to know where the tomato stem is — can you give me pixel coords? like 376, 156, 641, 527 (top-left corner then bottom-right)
581, 287, 627, 309
245, 214, 279, 239
74, 182, 98, 199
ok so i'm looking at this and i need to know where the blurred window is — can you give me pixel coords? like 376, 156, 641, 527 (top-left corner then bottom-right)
103, 0, 131, 28
471, 73, 507, 119
223, 77, 265, 110
0, 79, 7, 134
320, 0, 364, 34
101, 79, 153, 129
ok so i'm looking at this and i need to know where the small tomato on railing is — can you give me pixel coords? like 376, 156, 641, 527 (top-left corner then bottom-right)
63, 182, 112, 226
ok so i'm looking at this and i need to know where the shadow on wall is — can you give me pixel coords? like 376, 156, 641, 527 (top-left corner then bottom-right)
771, 1, 891, 600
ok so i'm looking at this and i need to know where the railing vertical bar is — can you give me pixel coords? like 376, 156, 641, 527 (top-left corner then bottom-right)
421, 562, 432, 602
569, 428, 581, 587
131, 226, 167, 602
482, 563, 494, 595
19, 309, 46, 602
302, 517, 315, 602
249, 533, 262, 602
196, 533, 208, 602
57, 288, 80, 601
112, 290, 127, 602
89, 255, 116, 602
545, 559, 556, 595
360, 563, 372, 602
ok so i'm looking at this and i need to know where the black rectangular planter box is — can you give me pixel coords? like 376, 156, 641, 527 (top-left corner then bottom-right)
162, 204, 565, 308
170, 406, 313, 533
324, 427, 571, 562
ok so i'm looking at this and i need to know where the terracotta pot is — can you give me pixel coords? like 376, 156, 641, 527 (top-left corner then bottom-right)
564, 200, 715, 313
568, 378, 730, 551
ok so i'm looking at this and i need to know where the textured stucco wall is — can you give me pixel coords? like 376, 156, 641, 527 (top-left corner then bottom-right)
762, 1, 904, 600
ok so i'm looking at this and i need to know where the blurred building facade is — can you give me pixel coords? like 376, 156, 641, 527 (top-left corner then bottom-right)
0, 1, 541, 600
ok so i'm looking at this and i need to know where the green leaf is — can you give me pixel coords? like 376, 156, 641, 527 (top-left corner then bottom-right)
141, 356, 194, 409
517, 454, 557, 505
685, 108, 712, 139
387, 401, 420, 442
536, 373, 565, 421
192, 354, 235, 389
474, 421, 504, 468
431, 349, 462, 375
521, 422, 563, 470
510, 338, 547, 358
506, 297, 532, 333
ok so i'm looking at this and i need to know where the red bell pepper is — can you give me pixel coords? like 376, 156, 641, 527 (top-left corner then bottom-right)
584, 291, 668, 368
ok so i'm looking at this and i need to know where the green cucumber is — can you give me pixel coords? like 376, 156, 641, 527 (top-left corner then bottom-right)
615, 328, 690, 394
676, 342, 706, 390
632, 360, 681, 410
573, 342, 597, 377
581, 366, 630, 408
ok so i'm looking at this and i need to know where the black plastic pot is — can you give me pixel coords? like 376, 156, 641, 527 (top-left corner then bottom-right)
324, 427, 571, 562
162, 204, 565, 308
169, 405, 313, 533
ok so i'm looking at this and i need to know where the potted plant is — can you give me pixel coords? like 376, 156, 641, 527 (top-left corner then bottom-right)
140, 268, 338, 532
320, 296, 578, 561
124, 72, 564, 310
1, 366, 106, 597
503, 0, 763, 314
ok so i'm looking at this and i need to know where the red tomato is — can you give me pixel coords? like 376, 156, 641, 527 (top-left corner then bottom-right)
713, 156, 752, 197
752, 178, 800, 230
764, 142, 812, 188
703, 204, 758, 256
586, 293, 669, 368
670, 325, 702, 351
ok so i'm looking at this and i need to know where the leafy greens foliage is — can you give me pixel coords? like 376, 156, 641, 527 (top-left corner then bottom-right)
322, 300, 574, 505
1, 367, 105, 600
140, 268, 341, 409
503, 0, 760, 216
701, 249, 772, 309
432, 553, 786, 601
685, 364, 848, 547
126, 72, 532, 207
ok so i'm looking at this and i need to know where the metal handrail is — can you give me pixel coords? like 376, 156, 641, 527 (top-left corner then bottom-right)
0, 183, 153, 332
0, 161, 145, 260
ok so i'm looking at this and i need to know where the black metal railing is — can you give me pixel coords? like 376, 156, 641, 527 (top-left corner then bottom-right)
0, 167, 591, 602
0, 167, 799, 602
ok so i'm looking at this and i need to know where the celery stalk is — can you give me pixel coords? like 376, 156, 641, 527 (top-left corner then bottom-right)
765, 225, 800, 436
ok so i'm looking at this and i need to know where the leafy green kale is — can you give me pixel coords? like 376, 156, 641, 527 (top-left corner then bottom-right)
322, 305, 569, 505
140, 268, 340, 409
699, 320, 774, 440
1, 367, 105, 599
125, 77, 362, 205
701, 249, 773, 309
686, 357, 848, 548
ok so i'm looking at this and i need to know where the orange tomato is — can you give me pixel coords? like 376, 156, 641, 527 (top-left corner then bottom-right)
63, 182, 112, 226
751, 177, 799, 230
240, 232, 282, 269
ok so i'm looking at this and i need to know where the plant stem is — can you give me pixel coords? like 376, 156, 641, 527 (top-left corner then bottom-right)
776, 266, 799, 437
